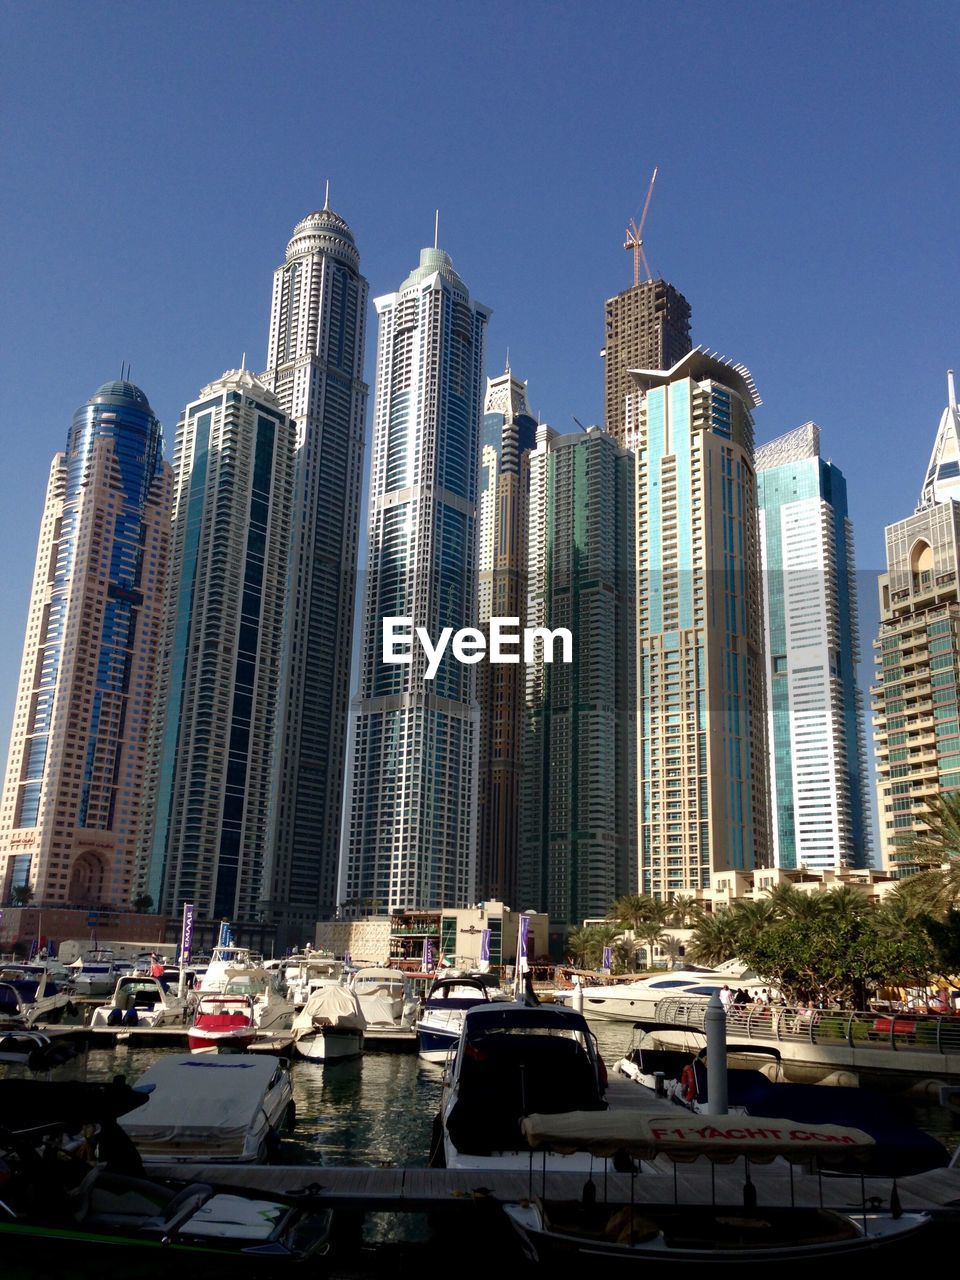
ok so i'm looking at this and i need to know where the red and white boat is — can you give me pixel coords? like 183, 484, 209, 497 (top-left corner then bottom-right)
188, 993, 257, 1053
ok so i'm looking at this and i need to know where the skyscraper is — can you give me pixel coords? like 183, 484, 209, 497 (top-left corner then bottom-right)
873, 372, 960, 872
260, 199, 369, 939
519, 425, 636, 926
603, 279, 692, 444
144, 369, 295, 925
477, 364, 538, 905
0, 380, 172, 908
631, 349, 770, 896
343, 244, 490, 914
756, 423, 869, 871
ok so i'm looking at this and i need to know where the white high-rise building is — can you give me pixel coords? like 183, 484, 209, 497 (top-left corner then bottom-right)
756, 423, 868, 871
342, 244, 490, 913
260, 199, 369, 940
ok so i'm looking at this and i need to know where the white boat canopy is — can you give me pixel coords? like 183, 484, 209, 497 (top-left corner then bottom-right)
520, 1112, 875, 1165
292, 985, 365, 1034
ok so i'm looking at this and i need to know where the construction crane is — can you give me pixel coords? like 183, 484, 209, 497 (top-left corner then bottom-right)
624, 166, 658, 287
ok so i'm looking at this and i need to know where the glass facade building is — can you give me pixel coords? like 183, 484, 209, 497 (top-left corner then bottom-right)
519, 426, 637, 925
756, 423, 868, 870
477, 364, 538, 906
0, 381, 172, 906
261, 203, 369, 941
630, 349, 770, 895
142, 370, 295, 923
343, 246, 490, 913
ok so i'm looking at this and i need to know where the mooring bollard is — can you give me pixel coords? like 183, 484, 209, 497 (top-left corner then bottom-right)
702, 991, 728, 1116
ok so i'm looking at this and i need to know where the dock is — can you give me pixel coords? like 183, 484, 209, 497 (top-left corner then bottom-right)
34, 1022, 417, 1053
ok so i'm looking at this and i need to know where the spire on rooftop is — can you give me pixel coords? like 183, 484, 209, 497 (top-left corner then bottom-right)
919, 370, 960, 509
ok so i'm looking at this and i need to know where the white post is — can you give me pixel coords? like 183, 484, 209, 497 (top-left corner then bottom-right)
571, 976, 584, 1015
702, 992, 728, 1115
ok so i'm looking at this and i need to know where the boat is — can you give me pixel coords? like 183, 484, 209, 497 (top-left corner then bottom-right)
0, 965, 74, 1026
616, 1034, 950, 1176
416, 972, 506, 1062
118, 1053, 295, 1164
291, 985, 365, 1062
66, 950, 132, 998
187, 992, 257, 1052
219, 967, 296, 1034
0, 1076, 329, 1264
350, 966, 418, 1038
436, 1002, 615, 1172
559, 961, 769, 1023
197, 942, 263, 994
90, 974, 187, 1029
503, 1110, 931, 1262
0, 1027, 82, 1071
281, 953, 344, 1007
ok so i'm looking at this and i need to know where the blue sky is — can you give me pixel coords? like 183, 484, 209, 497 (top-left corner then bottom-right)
1, 1, 958, 849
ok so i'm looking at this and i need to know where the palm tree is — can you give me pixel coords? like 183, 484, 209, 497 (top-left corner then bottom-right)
890, 866, 960, 921
10, 884, 33, 907
608, 894, 670, 931
686, 910, 739, 967
821, 884, 869, 924
668, 894, 698, 927
899, 791, 960, 871
730, 899, 777, 946
566, 923, 621, 969
131, 892, 154, 914
633, 922, 669, 968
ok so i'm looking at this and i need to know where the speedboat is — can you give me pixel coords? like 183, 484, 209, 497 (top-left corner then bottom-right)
436, 1002, 613, 1172
0, 1028, 81, 1071
90, 974, 187, 1029
0, 1076, 328, 1264
66, 950, 132, 997
416, 972, 506, 1062
187, 993, 257, 1052
0, 965, 73, 1026
292, 985, 365, 1062
504, 1110, 930, 1262
281, 953, 343, 1007
197, 943, 263, 994
350, 966, 418, 1038
220, 968, 296, 1035
119, 1053, 295, 1164
560, 961, 768, 1023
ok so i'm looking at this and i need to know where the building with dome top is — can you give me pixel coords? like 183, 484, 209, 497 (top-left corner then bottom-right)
0, 378, 172, 910
260, 195, 370, 942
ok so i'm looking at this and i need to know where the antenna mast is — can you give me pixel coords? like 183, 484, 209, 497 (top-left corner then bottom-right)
624, 166, 658, 287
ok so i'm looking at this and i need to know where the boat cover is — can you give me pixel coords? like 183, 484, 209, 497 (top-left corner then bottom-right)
118, 1055, 283, 1149
520, 1112, 875, 1165
292, 986, 365, 1034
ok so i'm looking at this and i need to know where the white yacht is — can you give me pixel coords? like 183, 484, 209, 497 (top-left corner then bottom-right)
350, 966, 417, 1037
90, 974, 187, 1029
291, 985, 365, 1062
559, 961, 768, 1023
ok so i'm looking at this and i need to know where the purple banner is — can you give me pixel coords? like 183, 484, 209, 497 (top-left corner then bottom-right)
423, 937, 434, 971
518, 915, 530, 971
602, 946, 612, 970
479, 929, 491, 964
180, 902, 195, 964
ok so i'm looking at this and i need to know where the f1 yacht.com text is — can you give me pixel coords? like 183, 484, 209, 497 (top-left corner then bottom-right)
382, 617, 573, 680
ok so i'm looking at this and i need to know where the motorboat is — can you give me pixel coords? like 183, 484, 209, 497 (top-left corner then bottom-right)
0, 965, 73, 1026
187, 992, 257, 1052
90, 974, 188, 1029
504, 1110, 930, 1262
350, 966, 417, 1038
281, 953, 344, 1007
66, 950, 132, 998
197, 943, 263, 994
220, 967, 296, 1035
616, 1035, 950, 1176
119, 1053, 295, 1164
0, 1028, 81, 1071
559, 961, 769, 1023
292, 985, 365, 1062
436, 1002, 613, 1173
416, 972, 506, 1062
0, 1076, 329, 1263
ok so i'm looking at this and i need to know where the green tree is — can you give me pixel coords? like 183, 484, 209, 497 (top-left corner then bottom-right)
898, 791, 960, 873
566, 923, 621, 969
608, 894, 670, 931
131, 892, 154, 914
10, 884, 33, 907
668, 894, 698, 927
633, 922, 669, 968
686, 911, 740, 967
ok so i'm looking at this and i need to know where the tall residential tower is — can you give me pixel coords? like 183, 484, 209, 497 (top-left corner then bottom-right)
0, 381, 172, 908
477, 364, 538, 905
631, 349, 770, 896
756, 423, 869, 870
144, 370, 295, 926
519, 426, 636, 925
343, 244, 490, 914
873, 372, 960, 871
261, 200, 369, 939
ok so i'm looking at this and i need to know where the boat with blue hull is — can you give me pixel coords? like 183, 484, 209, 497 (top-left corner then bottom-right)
416, 973, 505, 1062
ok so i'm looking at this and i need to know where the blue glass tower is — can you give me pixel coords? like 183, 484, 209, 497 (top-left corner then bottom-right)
0, 380, 172, 909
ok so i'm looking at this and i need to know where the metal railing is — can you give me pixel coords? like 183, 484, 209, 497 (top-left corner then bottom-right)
654, 997, 960, 1056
